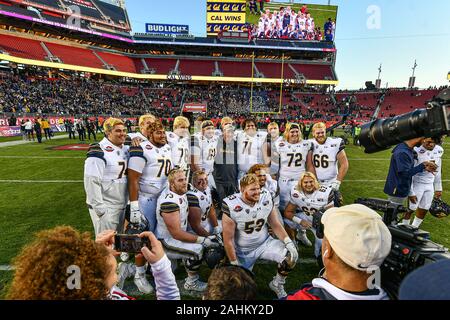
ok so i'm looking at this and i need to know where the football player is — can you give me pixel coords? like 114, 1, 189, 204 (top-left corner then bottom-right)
276, 123, 316, 246
166, 116, 191, 177
267, 122, 282, 177
222, 174, 298, 298
128, 114, 156, 141
84, 118, 129, 236
283, 172, 335, 260
187, 170, 221, 237
128, 119, 172, 233
215, 117, 234, 137
126, 119, 172, 294
191, 120, 218, 189
247, 164, 283, 229
404, 137, 444, 227
236, 118, 270, 179
156, 168, 220, 292
276, 123, 315, 210
310, 122, 349, 191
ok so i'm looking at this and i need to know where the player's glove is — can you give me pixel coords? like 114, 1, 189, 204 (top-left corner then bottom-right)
197, 236, 220, 248
129, 201, 146, 225
284, 237, 299, 264
331, 180, 341, 191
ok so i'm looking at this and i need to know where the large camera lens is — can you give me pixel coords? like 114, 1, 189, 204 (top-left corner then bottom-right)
359, 109, 429, 154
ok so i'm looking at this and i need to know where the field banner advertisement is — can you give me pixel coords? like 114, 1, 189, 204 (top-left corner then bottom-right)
207, 0, 247, 36
183, 103, 207, 113
0, 126, 21, 137
246, 2, 338, 41
145, 23, 189, 35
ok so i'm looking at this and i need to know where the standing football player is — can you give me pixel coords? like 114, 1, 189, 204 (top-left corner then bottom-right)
84, 118, 129, 236
166, 116, 191, 177
405, 137, 444, 227
236, 118, 270, 179
283, 172, 335, 260
222, 174, 298, 298
156, 168, 220, 292
276, 123, 315, 210
128, 114, 156, 141
128, 119, 173, 234
187, 170, 221, 237
267, 122, 282, 177
191, 120, 218, 189
310, 122, 349, 190
126, 119, 172, 294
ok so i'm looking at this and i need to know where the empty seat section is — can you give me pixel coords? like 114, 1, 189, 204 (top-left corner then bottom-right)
145, 58, 177, 74
178, 59, 214, 76
256, 62, 296, 79
0, 34, 47, 60
96, 51, 136, 72
218, 61, 253, 77
290, 64, 334, 80
45, 42, 104, 68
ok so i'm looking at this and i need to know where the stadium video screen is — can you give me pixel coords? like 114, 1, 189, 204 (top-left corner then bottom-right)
246, 1, 338, 41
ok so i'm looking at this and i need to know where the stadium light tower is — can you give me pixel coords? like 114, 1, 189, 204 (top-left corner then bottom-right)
376, 64, 382, 89
408, 60, 418, 88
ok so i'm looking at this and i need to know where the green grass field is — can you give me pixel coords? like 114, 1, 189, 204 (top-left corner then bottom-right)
246, 2, 338, 33
0, 134, 449, 299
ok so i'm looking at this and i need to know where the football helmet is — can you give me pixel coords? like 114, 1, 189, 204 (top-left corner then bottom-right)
429, 198, 450, 218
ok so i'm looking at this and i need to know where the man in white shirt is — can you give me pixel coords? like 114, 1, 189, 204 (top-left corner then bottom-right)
84, 118, 129, 236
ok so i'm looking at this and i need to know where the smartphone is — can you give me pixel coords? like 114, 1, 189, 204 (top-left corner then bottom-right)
114, 234, 151, 253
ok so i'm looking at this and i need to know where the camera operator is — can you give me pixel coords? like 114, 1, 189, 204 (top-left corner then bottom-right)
285, 204, 392, 300
384, 137, 437, 217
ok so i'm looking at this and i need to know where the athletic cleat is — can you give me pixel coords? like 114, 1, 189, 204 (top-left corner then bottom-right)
134, 272, 154, 294
296, 230, 312, 247
184, 278, 207, 292
269, 278, 287, 299
117, 262, 135, 289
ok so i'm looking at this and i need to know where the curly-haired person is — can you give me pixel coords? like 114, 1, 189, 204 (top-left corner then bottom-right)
6, 226, 180, 300
7, 226, 122, 300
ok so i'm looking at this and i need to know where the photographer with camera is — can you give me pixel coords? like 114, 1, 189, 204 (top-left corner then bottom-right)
6, 227, 179, 300
384, 136, 437, 219
285, 204, 392, 300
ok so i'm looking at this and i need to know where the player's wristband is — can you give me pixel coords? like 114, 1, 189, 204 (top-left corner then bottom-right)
283, 237, 292, 245
196, 236, 205, 244
130, 201, 139, 211
292, 216, 303, 226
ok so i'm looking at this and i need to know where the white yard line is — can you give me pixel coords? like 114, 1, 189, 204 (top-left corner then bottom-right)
0, 134, 69, 148
0, 265, 14, 271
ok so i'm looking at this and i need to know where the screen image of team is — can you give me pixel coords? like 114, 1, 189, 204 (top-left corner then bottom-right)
83, 114, 443, 298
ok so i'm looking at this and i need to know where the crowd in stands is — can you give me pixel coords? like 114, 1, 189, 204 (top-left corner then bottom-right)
1, 70, 446, 127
